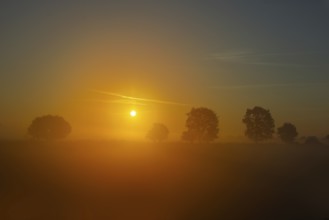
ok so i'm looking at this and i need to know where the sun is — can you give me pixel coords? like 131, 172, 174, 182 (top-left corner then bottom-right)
130, 110, 137, 117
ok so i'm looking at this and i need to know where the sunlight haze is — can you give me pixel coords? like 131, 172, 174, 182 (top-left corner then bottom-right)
1, 1, 329, 141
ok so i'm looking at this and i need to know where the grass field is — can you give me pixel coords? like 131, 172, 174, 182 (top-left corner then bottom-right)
1, 141, 329, 219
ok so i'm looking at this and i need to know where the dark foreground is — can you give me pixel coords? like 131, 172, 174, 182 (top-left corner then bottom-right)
1, 141, 329, 220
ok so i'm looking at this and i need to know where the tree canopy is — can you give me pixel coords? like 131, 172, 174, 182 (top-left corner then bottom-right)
28, 115, 71, 140
242, 106, 275, 142
146, 123, 169, 142
182, 107, 219, 142
277, 123, 298, 143
304, 136, 322, 146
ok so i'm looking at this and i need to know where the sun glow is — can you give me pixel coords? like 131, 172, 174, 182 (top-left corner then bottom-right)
130, 110, 137, 117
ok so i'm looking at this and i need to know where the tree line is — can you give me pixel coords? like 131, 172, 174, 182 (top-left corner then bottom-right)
27, 107, 329, 145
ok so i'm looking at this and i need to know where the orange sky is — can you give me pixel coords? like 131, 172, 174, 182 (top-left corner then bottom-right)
1, 1, 329, 141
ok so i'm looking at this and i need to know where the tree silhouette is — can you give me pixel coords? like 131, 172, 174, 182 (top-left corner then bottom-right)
146, 123, 169, 142
304, 136, 322, 146
28, 115, 71, 140
242, 106, 275, 142
182, 107, 219, 142
277, 123, 298, 143
324, 134, 329, 143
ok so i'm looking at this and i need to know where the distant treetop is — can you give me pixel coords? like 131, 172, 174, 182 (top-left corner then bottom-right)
28, 115, 71, 140
304, 136, 322, 146
277, 123, 298, 144
146, 123, 169, 142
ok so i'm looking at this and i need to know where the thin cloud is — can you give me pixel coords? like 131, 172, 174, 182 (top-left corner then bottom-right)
90, 90, 189, 106
82, 99, 148, 106
207, 51, 252, 62
210, 81, 329, 90
244, 61, 318, 68
207, 51, 319, 68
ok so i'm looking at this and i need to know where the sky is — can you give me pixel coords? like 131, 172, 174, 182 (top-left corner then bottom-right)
0, 0, 329, 140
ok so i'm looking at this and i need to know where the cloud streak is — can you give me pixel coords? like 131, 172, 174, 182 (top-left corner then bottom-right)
210, 81, 329, 90
207, 51, 320, 68
90, 90, 189, 106
82, 99, 148, 106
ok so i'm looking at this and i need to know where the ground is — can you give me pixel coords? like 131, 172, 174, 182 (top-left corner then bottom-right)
1, 141, 329, 219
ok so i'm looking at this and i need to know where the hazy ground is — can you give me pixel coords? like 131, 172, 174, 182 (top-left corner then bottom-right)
1, 141, 329, 220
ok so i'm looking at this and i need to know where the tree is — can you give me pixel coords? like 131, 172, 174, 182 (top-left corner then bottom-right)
304, 136, 322, 146
182, 107, 219, 142
324, 134, 329, 143
277, 123, 298, 143
28, 115, 71, 140
242, 106, 275, 142
146, 123, 169, 142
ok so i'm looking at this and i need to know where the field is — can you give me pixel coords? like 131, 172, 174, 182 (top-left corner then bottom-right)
1, 141, 329, 220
